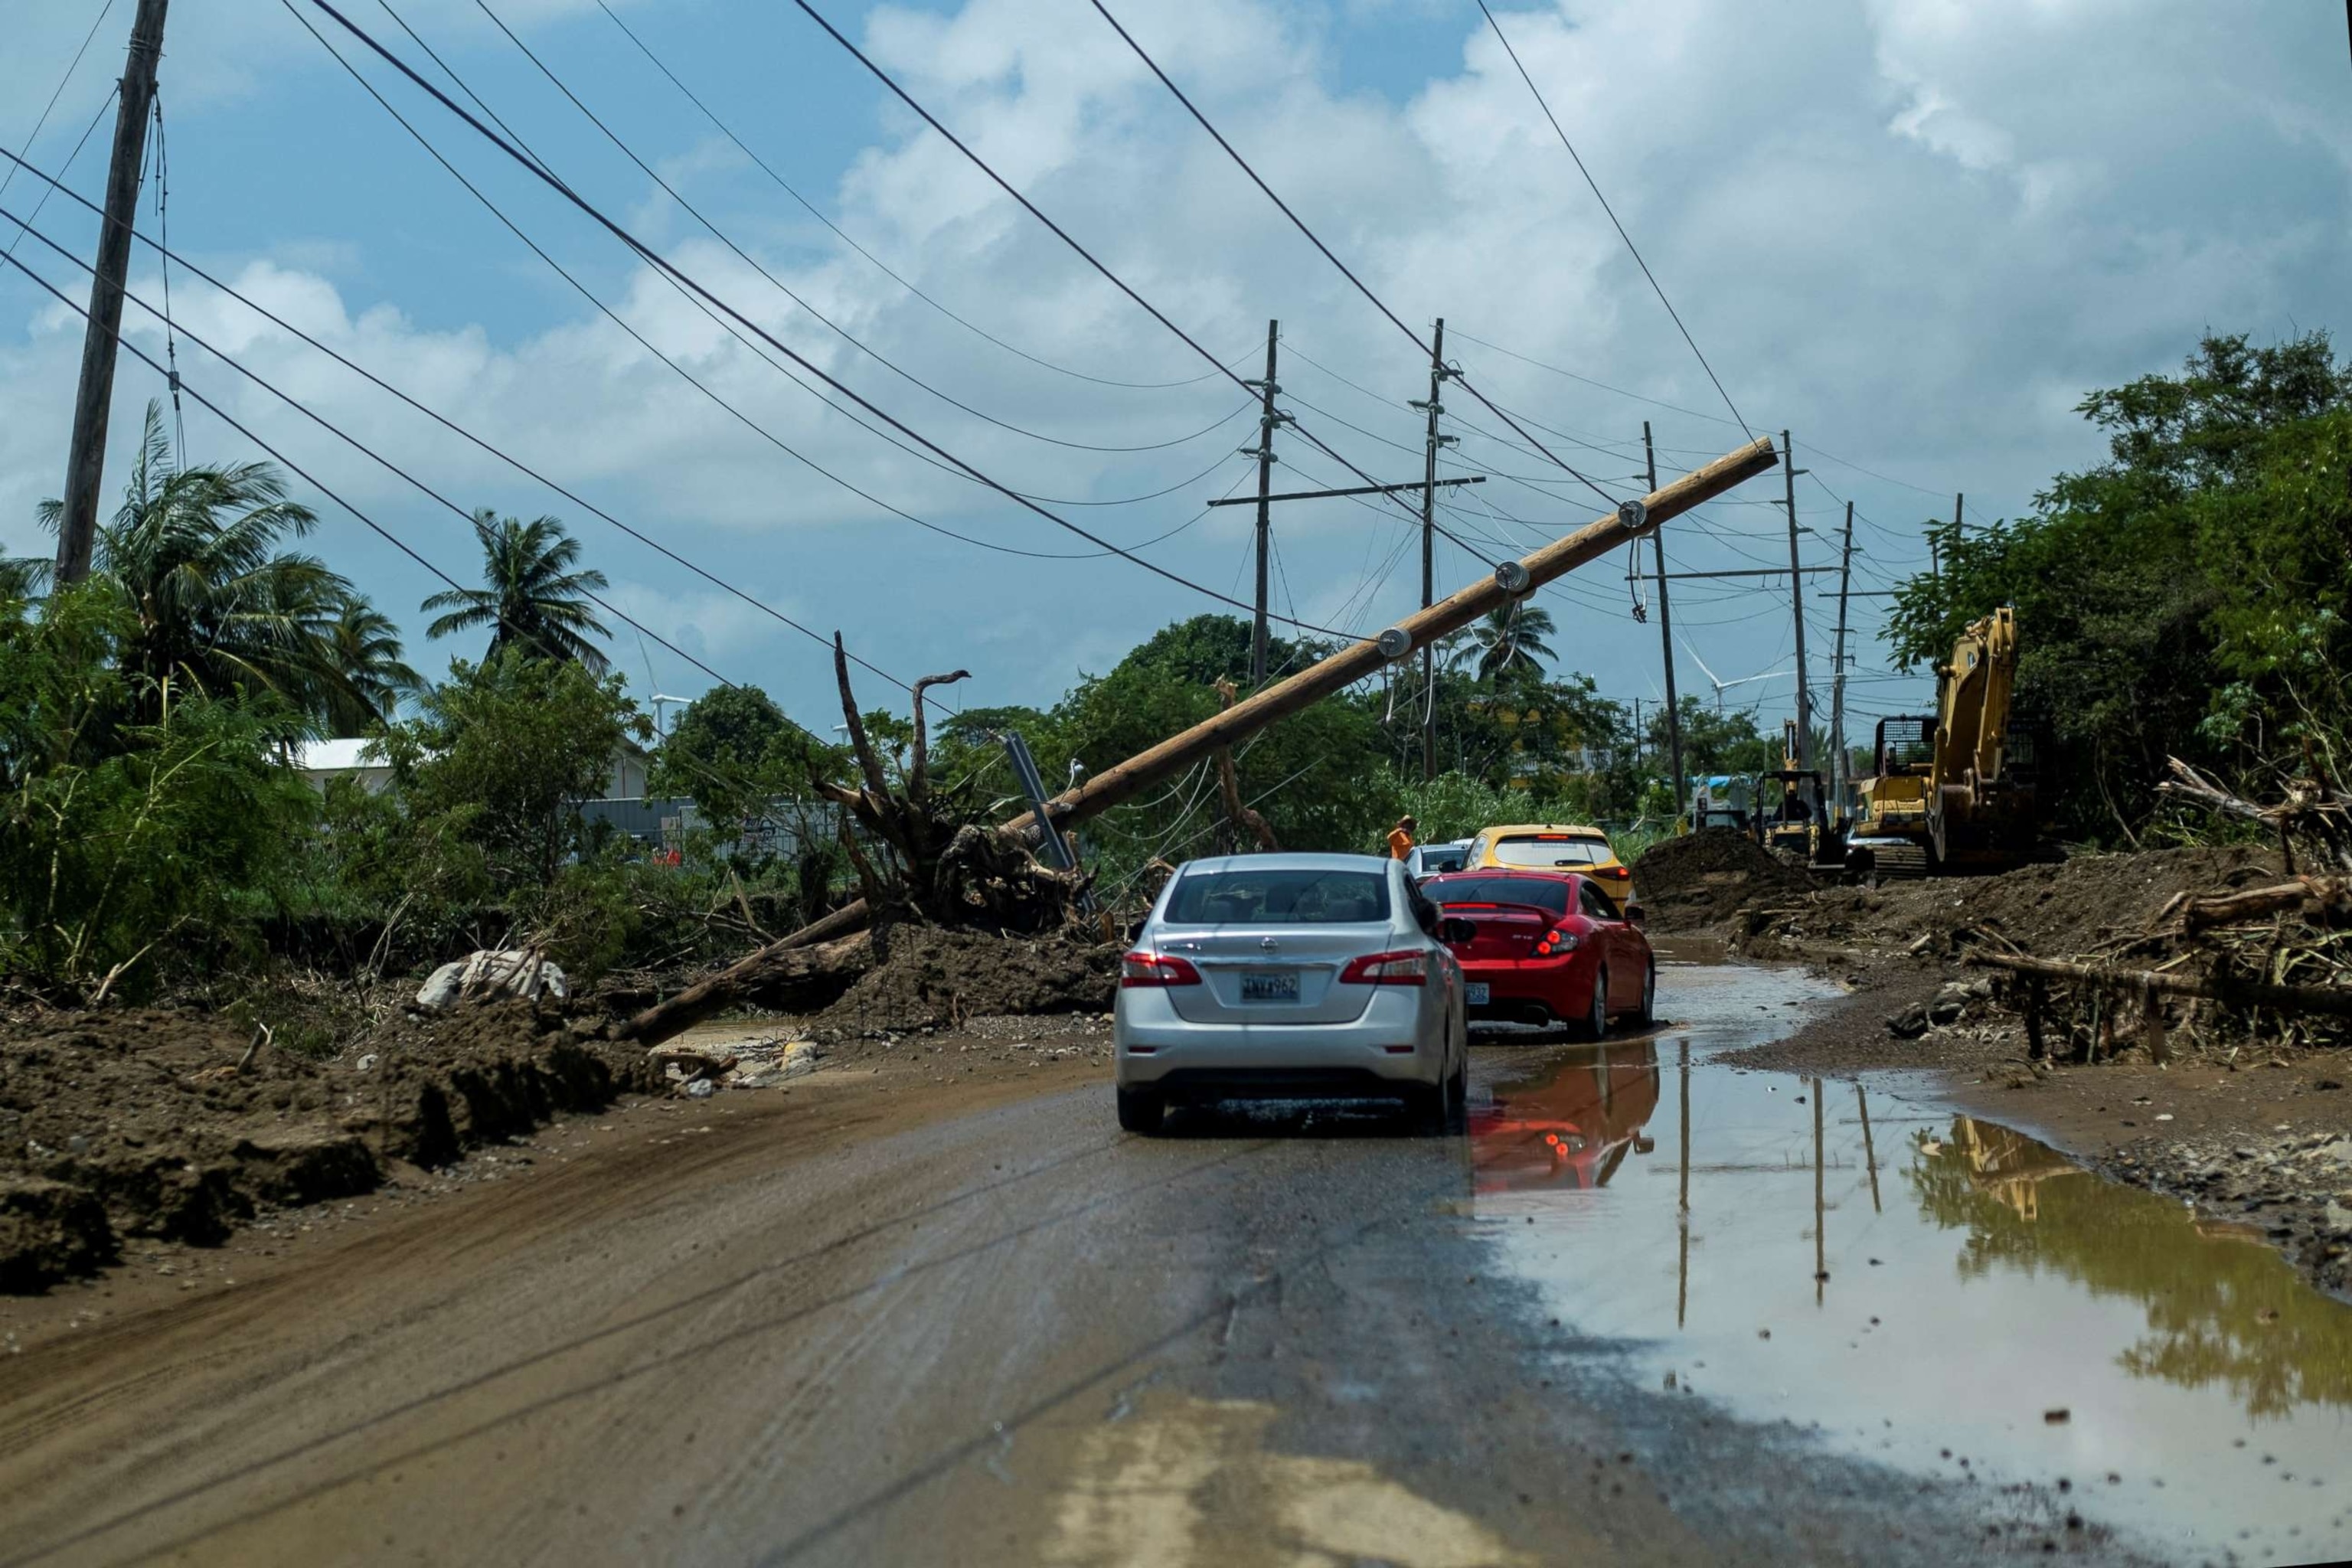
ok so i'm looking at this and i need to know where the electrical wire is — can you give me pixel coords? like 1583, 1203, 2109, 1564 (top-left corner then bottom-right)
369, 0, 1256, 515
473, 0, 1254, 459
1471, 0, 1748, 439
0, 241, 795, 751
588, 0, 1230, 394
299, 0, 1367, 640
0, 0, 114, 215
1081, 0, 1626, 511
0, 80, 116, 271
773, 0, 1518, 544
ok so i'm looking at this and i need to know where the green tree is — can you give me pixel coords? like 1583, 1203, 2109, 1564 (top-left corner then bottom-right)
38, 403, 380, 726
422, 510, 611, 673
322, 596, 421, 735
0, 581, 314, 993
1643, 698, 1775, 779
379, 652, 648, 888
1466, 602, 1557, 681
1885, 331, 2352, 838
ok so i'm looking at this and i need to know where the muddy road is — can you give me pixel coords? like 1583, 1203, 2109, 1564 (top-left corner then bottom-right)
4, 963, 2350, 1566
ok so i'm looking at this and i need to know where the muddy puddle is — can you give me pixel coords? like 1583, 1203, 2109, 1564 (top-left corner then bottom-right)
1472, 962, 2352, 1564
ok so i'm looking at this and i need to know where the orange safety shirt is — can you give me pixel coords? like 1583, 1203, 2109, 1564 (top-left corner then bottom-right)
1387, 828, 1415, 861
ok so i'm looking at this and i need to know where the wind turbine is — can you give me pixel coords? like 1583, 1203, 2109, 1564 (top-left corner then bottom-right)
1678, 638, 1792, 714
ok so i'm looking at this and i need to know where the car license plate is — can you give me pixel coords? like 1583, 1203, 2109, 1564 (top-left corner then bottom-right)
1465, 982, 1490, 1005
1240, 971, 1298, 1003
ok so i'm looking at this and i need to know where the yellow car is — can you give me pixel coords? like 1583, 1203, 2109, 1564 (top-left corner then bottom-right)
1462, 824, 1635, 912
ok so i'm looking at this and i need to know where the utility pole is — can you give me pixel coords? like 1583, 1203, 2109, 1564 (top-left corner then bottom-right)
1779, 430, 1812, 771
1243, 318, 1285, 685
56, 0, 170, 586
1828, 499, 1854, 822
1645, 422, 1684, 816
1414, 318, 1456, 780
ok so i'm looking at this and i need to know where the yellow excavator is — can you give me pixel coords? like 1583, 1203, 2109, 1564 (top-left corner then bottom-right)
1847, 607, 2038, 877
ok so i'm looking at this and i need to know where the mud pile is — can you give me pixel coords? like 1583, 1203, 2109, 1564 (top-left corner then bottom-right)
1736, 846, 2282, 962
1632, 828, 1811, 930
817, 925, 1119, 1032
0, 1001, 655, 1291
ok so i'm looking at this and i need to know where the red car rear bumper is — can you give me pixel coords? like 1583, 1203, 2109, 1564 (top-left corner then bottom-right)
1459, 950, 1600, 1025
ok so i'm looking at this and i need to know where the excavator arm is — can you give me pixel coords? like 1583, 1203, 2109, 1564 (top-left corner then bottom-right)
1929, 607, 2028, 863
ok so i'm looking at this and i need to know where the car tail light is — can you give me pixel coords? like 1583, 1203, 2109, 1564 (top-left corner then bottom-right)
1120, 952, 1201, 988
1534, 923, 1583, 959
1339, 950, 1429, 986
1598, 866, 1631, 880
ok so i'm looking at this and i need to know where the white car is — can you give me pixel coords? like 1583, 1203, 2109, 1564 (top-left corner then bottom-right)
1406, 838, 1472, 878
1112, 853, 1470, 1135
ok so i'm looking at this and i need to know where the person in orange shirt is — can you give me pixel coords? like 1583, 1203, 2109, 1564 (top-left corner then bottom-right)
1387, 815, 1417, 861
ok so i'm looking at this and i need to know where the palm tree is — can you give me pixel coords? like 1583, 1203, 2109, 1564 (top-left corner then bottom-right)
1469, 603, 1557, 681
422, 510, 610, 673
38, 403, 355, 718
322, 595, 422, 734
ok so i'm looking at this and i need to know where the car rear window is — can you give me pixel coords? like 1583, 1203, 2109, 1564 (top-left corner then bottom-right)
1426, 876, 1571, 915
1491, 835, 1611, 868
1416, 848, 1466, 873
1164, 867, 1392, 925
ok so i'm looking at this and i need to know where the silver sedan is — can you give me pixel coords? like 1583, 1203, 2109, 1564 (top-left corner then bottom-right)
1112, 853, 1470, 1135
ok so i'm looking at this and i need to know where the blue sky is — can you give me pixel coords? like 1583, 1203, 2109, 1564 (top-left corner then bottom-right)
4, 0, 2347, 753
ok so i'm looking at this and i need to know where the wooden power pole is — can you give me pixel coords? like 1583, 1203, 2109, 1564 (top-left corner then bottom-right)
1779, 430, 1812, 770
1645, 421, 1684, 815
623, 436, 1784, 1044
1828, 498, 1854, 820
1414, 318, 1454, 779
56, 0, 170, 586
1244, 319, 1285, 684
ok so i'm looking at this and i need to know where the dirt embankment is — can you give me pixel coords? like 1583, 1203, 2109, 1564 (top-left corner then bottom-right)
0, 1000, 655, 1292
1632, 829, 1811, 931
1, 925, 1120, 1295
1655, 840, 2352, 1298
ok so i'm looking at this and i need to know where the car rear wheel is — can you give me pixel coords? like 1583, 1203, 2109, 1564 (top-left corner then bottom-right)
1116, 1086, 1165, 1135
1635, 960, 1657, 1027
1578, 968, 1609, 1040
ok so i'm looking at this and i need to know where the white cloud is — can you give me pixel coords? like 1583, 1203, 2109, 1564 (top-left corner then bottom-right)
4, 0, 2346, 733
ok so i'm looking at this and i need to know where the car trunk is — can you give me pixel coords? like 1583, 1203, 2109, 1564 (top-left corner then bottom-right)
1435, 902, 1557, 963
1154, 926, 1387, 1024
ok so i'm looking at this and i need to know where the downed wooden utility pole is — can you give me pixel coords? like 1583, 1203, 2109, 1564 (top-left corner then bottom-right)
622, 436, 1779, 1045
1967, 949, 2352, 1019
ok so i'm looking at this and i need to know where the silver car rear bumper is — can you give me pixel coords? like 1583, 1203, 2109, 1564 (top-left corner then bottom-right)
1113, 987, 1442, 1096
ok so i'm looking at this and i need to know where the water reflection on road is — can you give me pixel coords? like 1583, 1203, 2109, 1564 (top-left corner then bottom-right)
1472, 962, 2352, 1563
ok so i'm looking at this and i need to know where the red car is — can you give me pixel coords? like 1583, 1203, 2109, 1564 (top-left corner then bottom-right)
1424, 870, 1655, 1037
1469, 1041, 1661, 1193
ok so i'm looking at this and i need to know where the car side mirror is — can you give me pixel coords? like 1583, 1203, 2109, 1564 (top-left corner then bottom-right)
1624, 903, 1646, 926
1439, 916, 1477, 944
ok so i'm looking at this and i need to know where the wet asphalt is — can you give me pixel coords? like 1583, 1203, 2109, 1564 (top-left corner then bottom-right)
4, 963, 2347, 1565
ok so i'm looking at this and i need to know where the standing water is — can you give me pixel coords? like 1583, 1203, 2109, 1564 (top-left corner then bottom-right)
1473, 963, 2352, 1564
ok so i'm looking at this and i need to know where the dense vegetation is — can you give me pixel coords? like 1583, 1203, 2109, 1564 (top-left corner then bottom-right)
52, 323, 2334, 997
1886, 332, 2352, 841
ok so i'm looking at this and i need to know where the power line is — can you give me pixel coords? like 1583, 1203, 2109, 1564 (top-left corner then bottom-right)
301, 0, 1367, 641
773, 0, 1474, 547
1082, 0, 1625, 511
1471, 0, 1748, 439
0, 80, 116, 271
0, 0, 116, 216
587, 0, 1227, 394
366, 0, 1256, 518
0, 185, 1057, 712
291, 10, 1139, 566
472, 0, 1253, 459
0, 240, 777, 731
